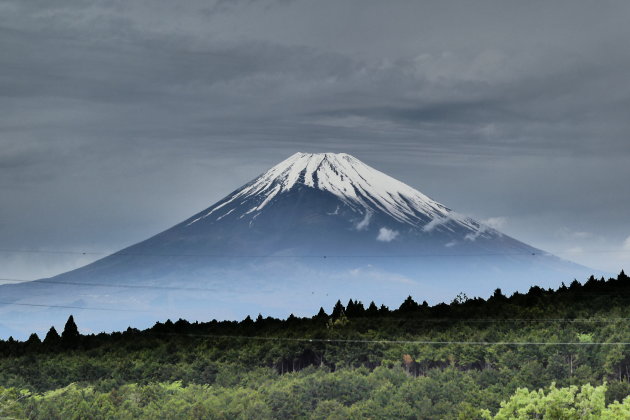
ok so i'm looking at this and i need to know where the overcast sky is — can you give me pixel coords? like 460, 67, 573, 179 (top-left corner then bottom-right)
1, 0, 629, 280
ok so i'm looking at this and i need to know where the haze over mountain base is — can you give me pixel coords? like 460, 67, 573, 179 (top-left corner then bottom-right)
0, 153, 598, 338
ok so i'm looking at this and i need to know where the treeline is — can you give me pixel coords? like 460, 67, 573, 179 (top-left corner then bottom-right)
1, 271, 630, 418
3, 272, 630, 359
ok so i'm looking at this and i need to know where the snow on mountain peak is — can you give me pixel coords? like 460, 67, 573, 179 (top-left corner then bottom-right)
187, 152, 479, 231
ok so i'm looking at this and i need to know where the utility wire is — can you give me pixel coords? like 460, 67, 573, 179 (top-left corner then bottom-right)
1, 277, 627, 301
0, 293, 628, 321
0, 278, 219, 292
0, 277, 625, 300
2, 287, 630, 321
0, 301, 146, 312
151, 332, 630, 346
0, 248, 626, 257
0, 248, 548, 257
327, 317, 630, 323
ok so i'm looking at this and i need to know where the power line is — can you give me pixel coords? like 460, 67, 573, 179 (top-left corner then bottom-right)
0, 276, 625, 299
0, 247, 627, 257
0, 248, 548, 257
0, 278, 220, 292
0, 290, 627, 321
152, 332, 630, 346
1, 277, 627, 301
0, 301, 146, 312
0, 249, 106, 255
339, 317, 630, 323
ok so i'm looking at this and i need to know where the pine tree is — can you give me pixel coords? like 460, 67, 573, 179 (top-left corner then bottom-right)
61, 315, 80, 349
314, 307, 328, 320
26, 333, 41, 345
331, 300, 345, 319
492, 288, 506, 299
241, 315, 254, 327
345, 299, 365, 317
366, 301, 379, 317
43, 326, 61, 350
398, 296, 419, 313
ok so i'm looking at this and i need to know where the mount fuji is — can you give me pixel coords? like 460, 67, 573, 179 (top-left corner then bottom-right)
0, 153, 593, 337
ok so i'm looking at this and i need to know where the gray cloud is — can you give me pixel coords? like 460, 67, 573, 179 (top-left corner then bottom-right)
1, 0, 630, 278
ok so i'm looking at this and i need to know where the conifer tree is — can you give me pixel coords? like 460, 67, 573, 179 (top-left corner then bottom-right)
26, 333, 41, 345
398, 296, 419, 312
314, 307, 328, 320
43, 326, 61, 350
331, 300, 345, 319
61, 315, 80, 349
366, 301, 379, 317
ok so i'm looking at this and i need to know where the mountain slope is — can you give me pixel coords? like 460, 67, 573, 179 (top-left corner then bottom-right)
125, 152, 522, 256
0, 153, 594, 337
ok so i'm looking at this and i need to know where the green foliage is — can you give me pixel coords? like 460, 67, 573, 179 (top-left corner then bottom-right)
0, 271, 630, 418
0, 386, 29, 419
9, 373, 630, 420
483, 383, 630, 420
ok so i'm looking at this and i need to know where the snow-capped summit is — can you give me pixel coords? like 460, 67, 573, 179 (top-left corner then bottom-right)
187, 152, 476, 233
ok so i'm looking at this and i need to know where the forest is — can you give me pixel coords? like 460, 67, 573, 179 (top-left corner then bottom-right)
2, 271, 630, 419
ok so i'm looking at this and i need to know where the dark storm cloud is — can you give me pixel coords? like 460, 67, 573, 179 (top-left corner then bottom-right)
1, 0, 630, 277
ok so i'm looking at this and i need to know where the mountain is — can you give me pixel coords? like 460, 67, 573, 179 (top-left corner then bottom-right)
0, 153, 594, 337
127, 152, 516, 256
